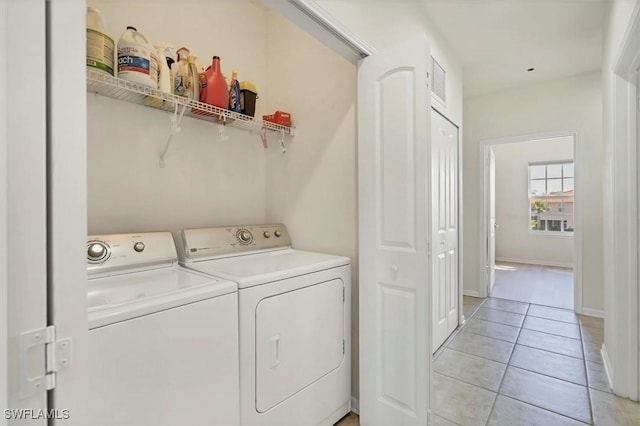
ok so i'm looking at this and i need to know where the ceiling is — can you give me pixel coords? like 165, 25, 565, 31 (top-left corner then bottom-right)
421, 0, 610, 98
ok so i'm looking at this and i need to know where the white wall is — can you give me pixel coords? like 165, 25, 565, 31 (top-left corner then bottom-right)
88, 0, 270, 236
493, 137, 574, 267
263, 10, 359, 400
464, 71, 603, 311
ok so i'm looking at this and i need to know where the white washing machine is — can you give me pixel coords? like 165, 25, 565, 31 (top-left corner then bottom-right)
86, 231, 240, 426
179, 224, 351, 426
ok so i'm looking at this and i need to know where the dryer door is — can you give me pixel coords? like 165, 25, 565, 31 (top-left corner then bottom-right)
255, 278, 345, 413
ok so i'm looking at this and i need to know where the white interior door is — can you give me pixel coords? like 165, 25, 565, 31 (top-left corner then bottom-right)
488, 147, 496, 293
358, 35, 431, 425
431, 110, 459, 351
4, 0, 49, 421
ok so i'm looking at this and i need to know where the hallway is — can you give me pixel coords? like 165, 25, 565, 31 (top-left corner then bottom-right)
432, 296, 640, 425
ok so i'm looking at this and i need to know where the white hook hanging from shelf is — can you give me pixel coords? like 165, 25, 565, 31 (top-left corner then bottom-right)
280, 130, 286, 154
260, 127, 268, 149
217, 115, 229, 141
217, 123, 230, 141
159, 102, 187, 168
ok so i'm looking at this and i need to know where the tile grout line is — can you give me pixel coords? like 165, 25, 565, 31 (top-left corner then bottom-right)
490, 392, 592, 425
579, 321, 596, 425
442, 346, 509, 366
515, 340, 584, 361
433, 357, 505, 394
505, 360, 588, 388
526, 313, 580, 325
483, 301, 531, 426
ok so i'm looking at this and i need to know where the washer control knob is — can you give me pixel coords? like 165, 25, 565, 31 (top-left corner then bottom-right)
274, 230, 282, 238
236, 229, 253, 245
133, 242, 145, 252
263, 231, 271, 238
87, 242, 109, 262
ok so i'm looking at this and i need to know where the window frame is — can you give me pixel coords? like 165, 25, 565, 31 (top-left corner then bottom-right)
528, 160, 574, 236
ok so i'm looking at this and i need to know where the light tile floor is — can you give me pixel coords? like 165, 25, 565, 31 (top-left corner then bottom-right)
491, 262, 574, 310
433, 297, 639, 425
336, 296, 640, 426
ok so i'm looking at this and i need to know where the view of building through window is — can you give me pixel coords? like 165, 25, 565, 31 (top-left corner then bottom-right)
529, 161, 574, 233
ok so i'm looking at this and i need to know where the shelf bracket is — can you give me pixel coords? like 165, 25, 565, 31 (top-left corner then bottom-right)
159, 103, 187, 168
260, 126, 268, 149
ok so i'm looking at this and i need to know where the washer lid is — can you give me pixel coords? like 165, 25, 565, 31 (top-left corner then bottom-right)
88, 265, 236, 329
182, 249, 350, 288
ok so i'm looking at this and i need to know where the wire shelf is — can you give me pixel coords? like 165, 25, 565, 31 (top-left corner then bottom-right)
86, 69, 295, 135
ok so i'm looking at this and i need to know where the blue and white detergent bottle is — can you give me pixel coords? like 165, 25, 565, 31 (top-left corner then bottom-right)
117, 26, 158, 88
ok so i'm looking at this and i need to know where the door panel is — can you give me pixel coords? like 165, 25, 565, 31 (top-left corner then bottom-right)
431, 110, 459, 351
378, 70, 417, 249
358, 36, 431, 425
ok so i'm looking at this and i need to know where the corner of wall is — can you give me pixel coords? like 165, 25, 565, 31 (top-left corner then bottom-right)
601, 344, 615, 393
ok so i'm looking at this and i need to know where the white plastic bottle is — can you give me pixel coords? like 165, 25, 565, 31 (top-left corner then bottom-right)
86, 7, 115, 76
117, 26, 157, 87
154, 42, 173, 94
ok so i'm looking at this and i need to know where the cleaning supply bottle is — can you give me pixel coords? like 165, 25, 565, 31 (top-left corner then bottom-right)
228, 70, 241, 113
199, 56, 229, 109
154, 43, 172, 95
117, 26, 157, 87
86, 7, 115, 76
187, 55, 200, 102
173, 47, 191, 98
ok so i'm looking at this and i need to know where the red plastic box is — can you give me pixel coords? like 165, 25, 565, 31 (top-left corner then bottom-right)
263, 111, 292, 127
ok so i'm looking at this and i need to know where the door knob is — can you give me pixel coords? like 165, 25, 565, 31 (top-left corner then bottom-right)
391, 264, 399, 272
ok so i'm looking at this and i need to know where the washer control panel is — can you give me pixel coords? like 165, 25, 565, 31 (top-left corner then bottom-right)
182, 224, 291, 260
87, 232, 178, 275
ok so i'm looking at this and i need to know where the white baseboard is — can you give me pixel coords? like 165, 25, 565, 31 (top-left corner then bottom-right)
463, 289, 483, 298
581, 307, 605, 318
601, 344, 614, 390
496, 257, 573, 269
350, 397, 359, 415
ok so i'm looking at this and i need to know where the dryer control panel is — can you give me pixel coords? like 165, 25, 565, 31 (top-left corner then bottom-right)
87, 231, 178, 276
181, 224, 291, 260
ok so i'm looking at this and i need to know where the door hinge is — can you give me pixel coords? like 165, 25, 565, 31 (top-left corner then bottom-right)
19, 326, 72, 399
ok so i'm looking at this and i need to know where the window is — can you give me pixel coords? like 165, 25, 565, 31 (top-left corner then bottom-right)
529, 161, 574, 233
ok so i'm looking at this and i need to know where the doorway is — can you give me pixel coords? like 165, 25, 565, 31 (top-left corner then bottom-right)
479, 131, 583, 312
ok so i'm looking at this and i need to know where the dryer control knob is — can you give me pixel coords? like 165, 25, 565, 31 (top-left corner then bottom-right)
133, 242, 145, 252
87, 242, 108, 262
274, 230, 282, 238
263, 231, 271, 238
237, 229, 253, 245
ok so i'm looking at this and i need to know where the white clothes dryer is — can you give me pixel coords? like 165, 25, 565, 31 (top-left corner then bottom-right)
179, 224, 351, 426
86, 231, 239, 426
